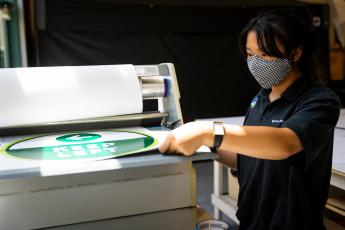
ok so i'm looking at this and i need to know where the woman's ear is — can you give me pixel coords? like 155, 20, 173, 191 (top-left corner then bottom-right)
293, 46, 303, 62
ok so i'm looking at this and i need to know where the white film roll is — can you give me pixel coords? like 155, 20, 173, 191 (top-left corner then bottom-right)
0, 65, 143, 127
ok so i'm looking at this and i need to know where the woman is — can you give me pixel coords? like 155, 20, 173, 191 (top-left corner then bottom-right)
159, 8, 341, 230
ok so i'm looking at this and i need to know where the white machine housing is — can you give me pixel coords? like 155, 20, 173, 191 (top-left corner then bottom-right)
0, 63, 215, 229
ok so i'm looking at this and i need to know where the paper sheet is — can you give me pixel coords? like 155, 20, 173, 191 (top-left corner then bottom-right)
0, 65, 143, 127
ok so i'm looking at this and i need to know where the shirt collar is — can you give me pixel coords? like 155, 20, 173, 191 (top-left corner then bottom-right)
281, 76, 310, 101
258, 76, 310, 102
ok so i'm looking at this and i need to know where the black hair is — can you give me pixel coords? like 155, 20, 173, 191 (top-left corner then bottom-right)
238, 7, 326, 85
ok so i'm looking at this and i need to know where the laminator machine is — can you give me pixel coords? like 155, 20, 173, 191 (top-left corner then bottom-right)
0, 63, 216, 229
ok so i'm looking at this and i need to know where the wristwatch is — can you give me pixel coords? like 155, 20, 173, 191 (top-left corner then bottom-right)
210, 121, 224, 153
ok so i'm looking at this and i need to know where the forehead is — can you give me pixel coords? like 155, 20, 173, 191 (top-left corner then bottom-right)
246, 31, 261, 52
246, 30, 285, 54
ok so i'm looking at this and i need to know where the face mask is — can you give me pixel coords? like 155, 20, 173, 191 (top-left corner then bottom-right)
247, 55, 292, 89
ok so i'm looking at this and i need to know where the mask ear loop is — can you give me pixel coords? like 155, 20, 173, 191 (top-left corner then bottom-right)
287, 54, 297, 68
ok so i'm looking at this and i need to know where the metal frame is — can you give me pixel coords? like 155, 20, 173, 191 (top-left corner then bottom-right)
0, 0, 23, 67
16, 0, 27, 66
0, 8, 10, 67
212, 160, 239, 225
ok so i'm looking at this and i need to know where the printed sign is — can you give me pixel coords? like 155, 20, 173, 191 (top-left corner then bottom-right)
1, 130, 157, 161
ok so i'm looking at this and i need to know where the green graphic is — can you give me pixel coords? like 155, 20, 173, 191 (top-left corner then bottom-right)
56, 133, 101, 142
3, 131, 157, 161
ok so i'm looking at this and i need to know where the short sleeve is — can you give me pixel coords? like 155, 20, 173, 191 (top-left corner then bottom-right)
282, 88, 341, 170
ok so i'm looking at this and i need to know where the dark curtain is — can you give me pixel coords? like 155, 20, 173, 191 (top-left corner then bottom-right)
34, 0, 329, 121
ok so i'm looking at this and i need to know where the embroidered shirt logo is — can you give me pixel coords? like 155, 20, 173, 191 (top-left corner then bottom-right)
250, 96, 258, 109
272, 119, 284, 124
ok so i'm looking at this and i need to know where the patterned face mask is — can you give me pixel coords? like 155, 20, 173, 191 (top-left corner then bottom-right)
247, 55, 292, 89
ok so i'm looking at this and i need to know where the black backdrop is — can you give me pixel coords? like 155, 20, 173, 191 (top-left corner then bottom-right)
33, 0, 329, 121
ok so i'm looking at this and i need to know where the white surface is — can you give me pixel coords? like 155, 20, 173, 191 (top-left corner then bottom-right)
0, 65, 142, 127
47, 207, 198, 230
330, 171, 345, 190
332, 109, 345, 173
0, 162, 196, 229
332, 129, 345, 165
336, 109, 345, 129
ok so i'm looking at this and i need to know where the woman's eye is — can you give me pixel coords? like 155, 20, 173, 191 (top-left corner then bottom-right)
261, 53, 267, 57
247, 54, 253, 58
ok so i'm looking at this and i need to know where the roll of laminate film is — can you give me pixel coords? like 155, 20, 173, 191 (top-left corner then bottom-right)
0, 65, 143, 127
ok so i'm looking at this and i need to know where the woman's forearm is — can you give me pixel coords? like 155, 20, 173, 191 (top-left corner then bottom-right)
205, 124, 303, 160
159, 121, 303, 160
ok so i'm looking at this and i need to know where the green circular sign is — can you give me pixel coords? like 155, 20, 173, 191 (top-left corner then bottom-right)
3, 131, 157, 161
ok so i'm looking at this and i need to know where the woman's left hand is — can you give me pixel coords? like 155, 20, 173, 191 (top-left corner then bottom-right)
159, 121, 213, 156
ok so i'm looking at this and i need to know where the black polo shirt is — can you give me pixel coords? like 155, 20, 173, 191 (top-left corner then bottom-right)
236, 77, 341, 230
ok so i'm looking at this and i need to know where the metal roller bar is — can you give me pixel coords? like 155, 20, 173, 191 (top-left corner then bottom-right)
40, 112, 168, 126
140, 76, 167, 99
0, 112, 168, 136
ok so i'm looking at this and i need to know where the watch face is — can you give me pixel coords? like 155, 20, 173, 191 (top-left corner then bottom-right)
214, 122, 224, 135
